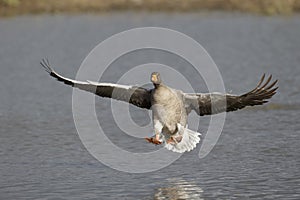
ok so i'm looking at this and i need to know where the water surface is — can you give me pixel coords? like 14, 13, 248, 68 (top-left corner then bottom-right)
0, 13, 299, 199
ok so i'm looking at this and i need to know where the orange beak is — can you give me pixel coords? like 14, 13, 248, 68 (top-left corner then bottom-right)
151, 75, 157, 82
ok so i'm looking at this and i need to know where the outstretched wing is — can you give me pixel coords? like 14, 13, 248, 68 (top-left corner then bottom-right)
184, 74, 278, 116
41, 59, 152, 109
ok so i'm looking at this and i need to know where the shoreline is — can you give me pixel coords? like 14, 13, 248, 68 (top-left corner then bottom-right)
1, 0, 300, 17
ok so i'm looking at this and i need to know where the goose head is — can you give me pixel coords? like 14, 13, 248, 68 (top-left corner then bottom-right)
151, 72, 162, 86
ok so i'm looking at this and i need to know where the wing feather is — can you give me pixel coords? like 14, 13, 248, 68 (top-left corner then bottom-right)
41, 59, 151, 109
184, 74, 278, 116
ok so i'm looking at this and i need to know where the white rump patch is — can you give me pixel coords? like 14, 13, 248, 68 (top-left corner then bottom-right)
164, 124, 201, 153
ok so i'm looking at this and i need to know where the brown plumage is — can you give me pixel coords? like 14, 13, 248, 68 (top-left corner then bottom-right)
41, 59, 278, 153
184, 74, 278, 116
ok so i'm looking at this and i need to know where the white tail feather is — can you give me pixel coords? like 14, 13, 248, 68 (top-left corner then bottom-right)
164, 124, 201, 153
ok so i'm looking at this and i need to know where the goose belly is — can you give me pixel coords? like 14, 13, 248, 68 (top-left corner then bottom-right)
152, 91, 187, 134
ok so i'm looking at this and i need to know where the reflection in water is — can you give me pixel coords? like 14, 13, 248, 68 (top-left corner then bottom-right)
154, 178, 204, 200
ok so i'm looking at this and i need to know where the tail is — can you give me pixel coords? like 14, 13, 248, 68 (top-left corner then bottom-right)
165, 124, 201, 153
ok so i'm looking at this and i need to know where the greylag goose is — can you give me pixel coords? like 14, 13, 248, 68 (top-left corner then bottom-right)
41, 59, 278, 153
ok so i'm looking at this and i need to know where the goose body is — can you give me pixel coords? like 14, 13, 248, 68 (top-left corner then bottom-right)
41, 59, 278, 153
151, 84, 198, 153
152, 84, 187, 134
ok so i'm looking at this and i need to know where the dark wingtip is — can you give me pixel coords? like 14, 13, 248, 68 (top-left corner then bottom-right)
260, 74, 272, 89
40, 58, 53, 74
265, 79, 278, 90
249, 73, 266, 93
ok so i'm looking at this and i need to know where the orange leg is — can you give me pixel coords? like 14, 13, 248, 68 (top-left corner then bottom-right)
166, 137, 175, 144
166, 136, 183, 144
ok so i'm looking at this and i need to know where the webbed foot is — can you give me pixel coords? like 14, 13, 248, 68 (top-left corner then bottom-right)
145, 137, 162, 145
